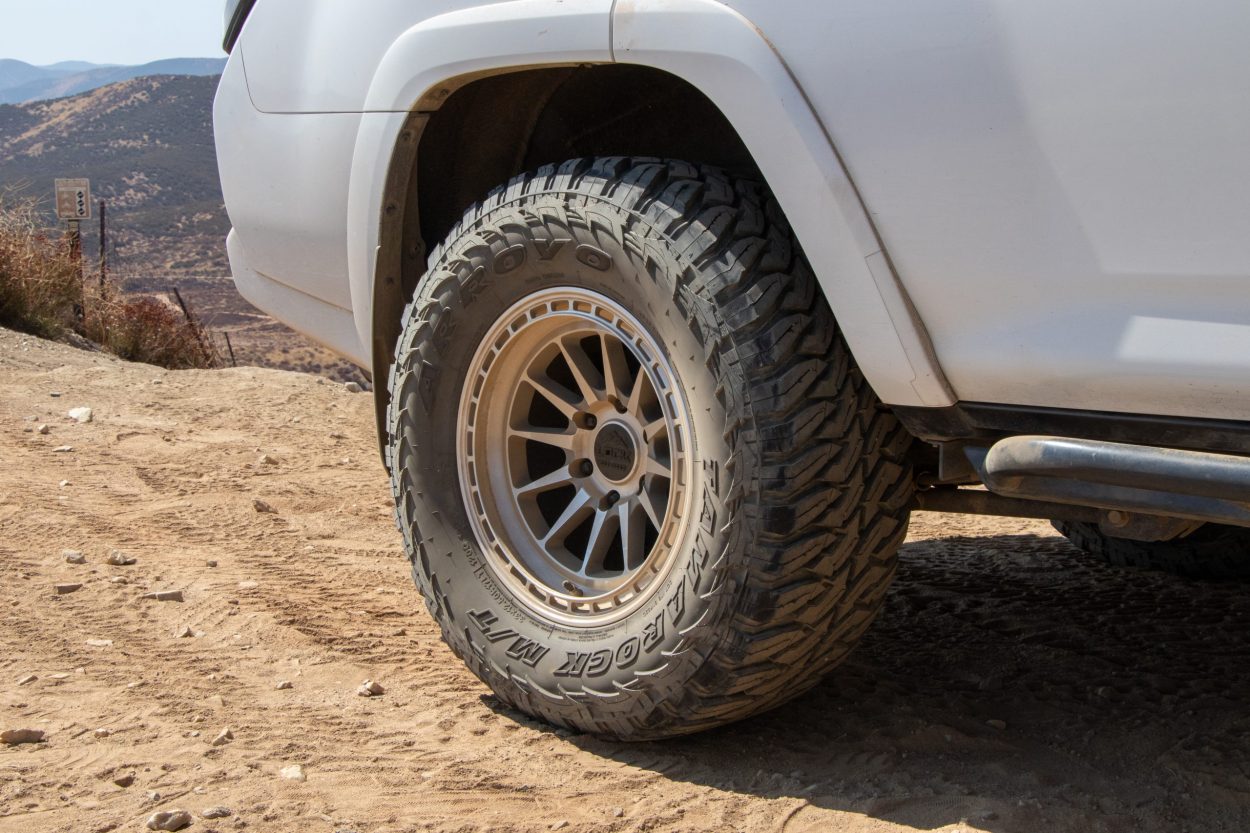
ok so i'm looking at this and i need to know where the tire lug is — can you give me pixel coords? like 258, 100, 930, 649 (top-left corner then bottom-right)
574, 459, 594, 478
601, 491, 621, 510
583, 414, 597, 430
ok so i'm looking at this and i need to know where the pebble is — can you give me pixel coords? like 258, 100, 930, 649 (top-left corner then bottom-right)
94, 728, 112, 738
238, 580, 259, 590
1, 728, 46, 745
110, 576, 129, 585
86, 639, 114, 648
329, 432, 347, 440
987, 719, 1008, 731
252, 499, 276, 514
147, 790, 162, 801
202, 807, 233, 819
611, 807, 625, 818
143, 590, 185, 603
106, 550, 137, 566
344, 382, 363, 393
357, 680, 385, 698
37, 424, 50, 435
258, 454, 279, 466
275, 680, 293, 691
210, 727, 234, 747
551, 822, 569, 831
17, 674, 37, 686
176, 626, 195, 639
279, 764, 306, 782
50, 391, 62, 398
63, 550, 86, 564
59, 479, 71, 488
114, 773, 136, 788
52, 446, 74, 453
67, 407, 93, 424
146, 810, 193, 831
55, 583, 83, 595
206, 560, 218, 568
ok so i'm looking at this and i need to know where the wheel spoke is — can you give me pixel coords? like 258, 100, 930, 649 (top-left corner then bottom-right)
644, 455, 672, 481
619, 501, 645, 571
580, 508, 616, 575
638, 488, 665, 531
525, 372, 580, 419
559, 339, 602, 405
625, 364, 650, 418
513, 467, 575, 498
601, 333, 632, 403
643, 416, 667, 443
541, 488, 593, 546
509, 426, 576, 451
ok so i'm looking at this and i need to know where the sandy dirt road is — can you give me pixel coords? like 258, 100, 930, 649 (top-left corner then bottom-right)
2, 326, 1248, 833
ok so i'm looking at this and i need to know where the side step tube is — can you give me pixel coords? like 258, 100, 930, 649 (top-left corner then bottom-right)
975, 436, 1250, 529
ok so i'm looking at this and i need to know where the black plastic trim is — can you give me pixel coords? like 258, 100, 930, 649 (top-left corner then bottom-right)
893, 402, 1250, 456
223, 0, 258, 53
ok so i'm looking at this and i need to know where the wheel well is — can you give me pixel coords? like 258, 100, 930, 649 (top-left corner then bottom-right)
372, 65, 761, 448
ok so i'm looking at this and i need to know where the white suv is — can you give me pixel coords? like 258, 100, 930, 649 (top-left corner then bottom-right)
214, 0, 1250, 738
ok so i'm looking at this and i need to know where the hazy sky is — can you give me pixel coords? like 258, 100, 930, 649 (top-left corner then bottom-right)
0, 0, 224, 66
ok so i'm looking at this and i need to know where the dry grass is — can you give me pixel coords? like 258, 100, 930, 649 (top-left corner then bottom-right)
0, 199, 219, 369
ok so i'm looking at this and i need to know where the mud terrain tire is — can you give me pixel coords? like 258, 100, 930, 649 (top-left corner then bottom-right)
1054, 520, 1250, 581
386, 157, 913, 739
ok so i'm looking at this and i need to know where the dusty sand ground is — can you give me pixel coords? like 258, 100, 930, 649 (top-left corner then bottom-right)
2, 326, 1248, 833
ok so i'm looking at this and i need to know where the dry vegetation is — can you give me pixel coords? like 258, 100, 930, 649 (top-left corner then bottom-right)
0, 200, 218, 369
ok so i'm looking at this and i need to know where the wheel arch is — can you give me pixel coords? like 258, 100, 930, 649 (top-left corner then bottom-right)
360, 0, 955, 459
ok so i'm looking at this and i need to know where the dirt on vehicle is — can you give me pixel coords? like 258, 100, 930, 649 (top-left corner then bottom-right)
2, 326, 1248, 833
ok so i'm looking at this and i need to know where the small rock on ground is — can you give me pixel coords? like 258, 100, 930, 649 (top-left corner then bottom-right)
147, 810, 193, 831
67, 407, 93, 423
210, 727, 234, 747
54, 583, 83, 595
344, 382, 363, 393
114, 773, 136, 788
143, 590, 184, 603
85, 639, 113, 648
357, 680, 385, 697
17, 674, 37, 686
238, 580, 259, 590
106, 550, 136, 566
36, 424, 49, 434
202, 807, 233, 819
1, 728, 47, 745
252, 499, 276, 514
258, 454, 279, 465
275, 680, 293, 690
52, 445, 73, 453
279, 764, 306, 781
63, 550, 86, 564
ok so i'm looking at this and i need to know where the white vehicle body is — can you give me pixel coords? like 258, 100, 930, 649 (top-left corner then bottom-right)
216, 0, 1250, 422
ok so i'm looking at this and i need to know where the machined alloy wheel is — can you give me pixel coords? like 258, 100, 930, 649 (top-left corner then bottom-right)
459, 288, 693, 626
387, 157, 914, 739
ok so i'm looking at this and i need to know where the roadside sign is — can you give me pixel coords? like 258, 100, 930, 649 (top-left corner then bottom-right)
55, 178, 92, 220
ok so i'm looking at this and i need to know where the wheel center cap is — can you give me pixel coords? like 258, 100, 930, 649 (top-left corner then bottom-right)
594, 423, 637, 482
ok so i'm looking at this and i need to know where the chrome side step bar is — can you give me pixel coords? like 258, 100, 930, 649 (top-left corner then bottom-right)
971, 435, 1250, 530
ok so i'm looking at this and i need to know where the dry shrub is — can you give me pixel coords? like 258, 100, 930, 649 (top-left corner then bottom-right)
0, 202, 82, 339
0, 199, 219, 369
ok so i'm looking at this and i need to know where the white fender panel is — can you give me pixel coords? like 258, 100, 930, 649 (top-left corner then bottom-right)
613, 0, 954, 408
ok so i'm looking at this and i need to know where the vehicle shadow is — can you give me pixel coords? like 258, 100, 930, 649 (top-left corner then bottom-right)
496, 532, 1250, 833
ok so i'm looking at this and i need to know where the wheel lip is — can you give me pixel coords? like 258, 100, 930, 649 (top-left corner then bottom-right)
455, 286, 696, 629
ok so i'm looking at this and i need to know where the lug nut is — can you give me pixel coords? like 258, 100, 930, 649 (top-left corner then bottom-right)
601, 491, 621, 510
562, 580, 583, 597
583, 414, 597, 430
575, 459, 594, 478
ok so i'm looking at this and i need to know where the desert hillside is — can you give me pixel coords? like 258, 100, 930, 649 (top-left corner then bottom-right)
2, 328, 1249, 833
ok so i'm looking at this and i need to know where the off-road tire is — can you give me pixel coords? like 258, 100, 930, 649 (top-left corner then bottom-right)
1053, 520, 1250, 581
386, 157, 913, 739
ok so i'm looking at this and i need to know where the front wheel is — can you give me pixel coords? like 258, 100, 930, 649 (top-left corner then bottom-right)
386, 157, 913, 739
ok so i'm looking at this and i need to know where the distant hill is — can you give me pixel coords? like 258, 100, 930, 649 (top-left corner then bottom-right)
0, 58, 226, 104
0, 74, 227, 274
